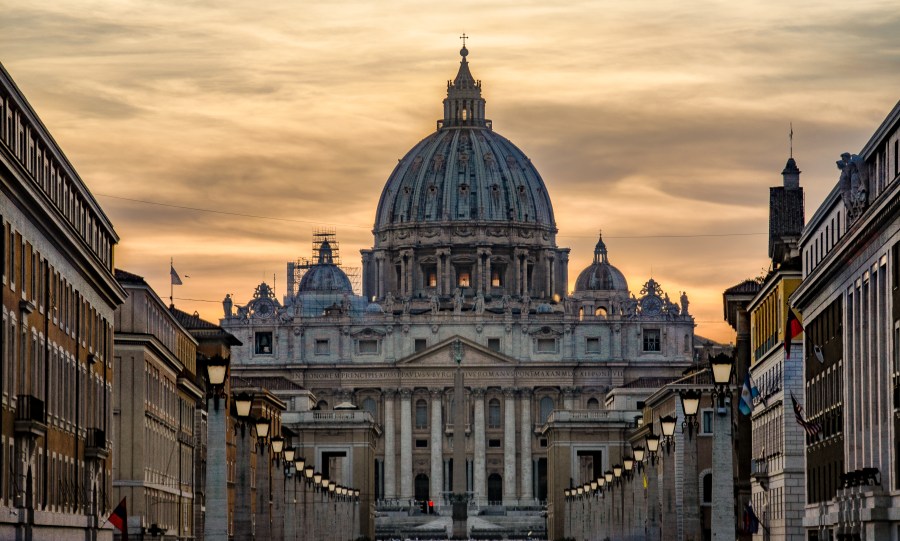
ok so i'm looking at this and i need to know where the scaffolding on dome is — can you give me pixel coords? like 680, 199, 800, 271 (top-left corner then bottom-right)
286, 228, 361, 297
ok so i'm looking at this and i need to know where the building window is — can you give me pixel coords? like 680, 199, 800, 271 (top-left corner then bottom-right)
587, 398, 600, 410
457, 267, 471, 288
536, 338, 557, 354
488, 398, 501, 428
488, 338, 501, 352
357, 339, 379, 354
415, 439, 428, 448
701, 410, 713, 435
314, 339, 329, 355
423, 265, 437, 288
415, 399, 428, 429
488, 439, 501, 448
540, 438, 548, 447
586, 337, 600, 354
414, 338, 427, 352
363, 398, 377, 420
255, 332, 273, 354
702, 473, 712, 503
540, 397, 554, 421
491, 267, 504, 288
643, 329, 661, 352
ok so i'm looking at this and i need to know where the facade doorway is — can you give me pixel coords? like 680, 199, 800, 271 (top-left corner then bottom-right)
415, 474, 429, 502
487, 473, 502, 503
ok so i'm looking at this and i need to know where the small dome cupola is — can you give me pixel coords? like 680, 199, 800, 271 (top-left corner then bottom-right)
574, 233, 629, 292
442, 39, 487, 128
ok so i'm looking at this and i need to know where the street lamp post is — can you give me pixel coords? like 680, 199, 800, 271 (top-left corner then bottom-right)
709, 356, 735, 540
204, 355, 230, 541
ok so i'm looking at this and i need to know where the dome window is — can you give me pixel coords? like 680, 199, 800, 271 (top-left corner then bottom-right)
595, 307, 608, 318
461, 107, 468, 121
457, 269, 471, 288
491, 269, 503, 288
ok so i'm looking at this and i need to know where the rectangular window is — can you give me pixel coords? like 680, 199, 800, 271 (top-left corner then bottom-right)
423, 266, 437, 288
254, 331, 274, 354
643, 329, 661, 352
487, 338, 501, 352
491, 268, 503, 288
415, 439, 428, 448
701, 410, 713, 435
488, 439, 501, 448
414, 338, 427, 352
586, 337, 600, 354
314, 339, 329, 355
457, 268, 471, 288
358, 339, 378, 354
536, 338, 557, 354
539, 438, 548, 448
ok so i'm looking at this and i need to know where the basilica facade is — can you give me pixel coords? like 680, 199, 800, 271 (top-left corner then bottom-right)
222, 46, 695, 538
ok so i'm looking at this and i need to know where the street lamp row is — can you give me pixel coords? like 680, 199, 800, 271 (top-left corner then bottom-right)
562, 356, 736, 502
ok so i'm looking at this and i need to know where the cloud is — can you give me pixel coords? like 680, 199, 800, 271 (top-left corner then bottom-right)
3, 0, 900, 343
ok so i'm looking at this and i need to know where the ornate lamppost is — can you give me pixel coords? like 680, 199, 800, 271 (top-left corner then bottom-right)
204, 355, 230, 541
679, 390, 702, 438
659, 415, 677, 455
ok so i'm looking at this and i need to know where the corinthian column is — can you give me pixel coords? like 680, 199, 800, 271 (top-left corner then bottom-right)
503, 388, 517, 505
472, 388, 487, 505
399, 389, 413, 499
383, 390, 397, 499
429, 388, 444, 503
519, 389, 533, 503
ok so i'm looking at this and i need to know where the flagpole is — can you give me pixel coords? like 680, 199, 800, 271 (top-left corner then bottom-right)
170, 257, 174, 307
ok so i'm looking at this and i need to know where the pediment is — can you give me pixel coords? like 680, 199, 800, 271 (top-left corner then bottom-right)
396, 336, 517, 367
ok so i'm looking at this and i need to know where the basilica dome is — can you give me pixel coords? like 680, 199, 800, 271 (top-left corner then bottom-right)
297, 240, 353, 294
574, 235, 628, 292
373, 46, 555, 230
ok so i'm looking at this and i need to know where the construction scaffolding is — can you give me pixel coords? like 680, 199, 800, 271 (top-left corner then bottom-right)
286, 228, 361, 296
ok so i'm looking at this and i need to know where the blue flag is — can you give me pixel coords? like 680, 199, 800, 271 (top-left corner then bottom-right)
739, 372, 759, 416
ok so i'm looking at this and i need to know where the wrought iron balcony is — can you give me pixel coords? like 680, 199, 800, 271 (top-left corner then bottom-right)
85, 428, 108, 460
14, 394, 47, 437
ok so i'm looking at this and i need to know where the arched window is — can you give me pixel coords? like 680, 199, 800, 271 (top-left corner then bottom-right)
595, 307, 607, 317
363, 398, 377, 420
702, 473, 712, 503
488, 398, 501, 428
540, 396, 554, 422
415, 399, 428, 429
315, 400, 328, 411
587, 398, 600, 410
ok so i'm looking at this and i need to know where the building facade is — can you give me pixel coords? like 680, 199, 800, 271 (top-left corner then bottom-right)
745, 157, 807, 540
1, 62, 125, 540
792, 100, 900, 540
223, 46, 696, 539
113, 270, 203, 540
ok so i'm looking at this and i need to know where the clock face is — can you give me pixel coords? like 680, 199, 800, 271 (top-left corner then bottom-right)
641, 295, 662, 316
255, 299, 274, 318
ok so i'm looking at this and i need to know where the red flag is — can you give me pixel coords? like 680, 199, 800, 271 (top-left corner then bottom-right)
784, 307, 803, 358
109, 497, 128, 540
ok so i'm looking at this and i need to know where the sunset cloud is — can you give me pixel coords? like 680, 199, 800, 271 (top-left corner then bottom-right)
3, 0, 898, 342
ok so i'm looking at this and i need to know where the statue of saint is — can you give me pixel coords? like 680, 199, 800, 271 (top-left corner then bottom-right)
453, 288, 463, 314
383, 292, 395, 314
474, 291, 485, 315
680, 291, 690, 316
430, 293, 441, 315
223, 293, 233, 318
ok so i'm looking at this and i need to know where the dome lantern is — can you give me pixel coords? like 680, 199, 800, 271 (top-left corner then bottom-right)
442, 41, 487, 128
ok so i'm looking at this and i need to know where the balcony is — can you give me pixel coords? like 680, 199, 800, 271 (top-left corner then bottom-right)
751, 458, 769, 491
14, 395, 47, 438
85, 428, 109, 460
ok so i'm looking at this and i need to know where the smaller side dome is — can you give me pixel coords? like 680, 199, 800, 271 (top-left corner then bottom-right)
574, 234, 629, 292
297, 240, 353, 294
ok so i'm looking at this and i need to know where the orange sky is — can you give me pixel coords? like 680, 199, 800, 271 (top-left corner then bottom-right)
3, 0, 899, 344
